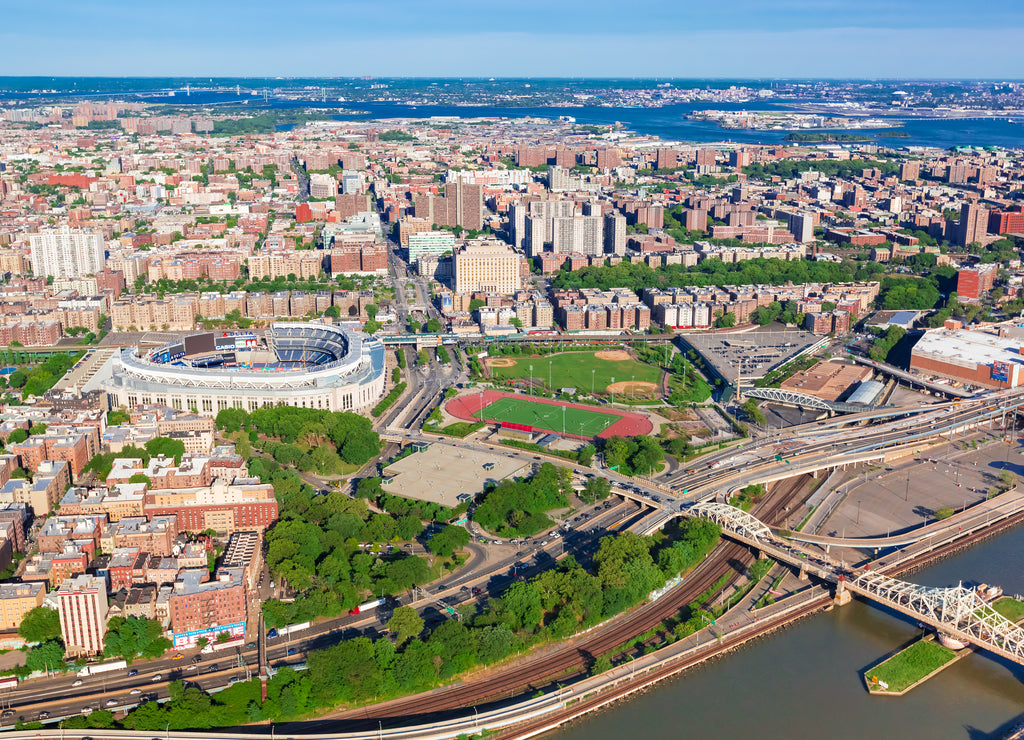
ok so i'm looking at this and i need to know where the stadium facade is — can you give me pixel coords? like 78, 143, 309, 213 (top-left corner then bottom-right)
103, 322, 386, 415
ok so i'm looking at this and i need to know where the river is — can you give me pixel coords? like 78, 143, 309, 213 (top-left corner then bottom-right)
555, 529, 1024, 740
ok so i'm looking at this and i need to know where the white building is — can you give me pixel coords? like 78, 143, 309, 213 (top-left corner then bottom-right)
29, 227, 105, 278
57, 574, 108, 657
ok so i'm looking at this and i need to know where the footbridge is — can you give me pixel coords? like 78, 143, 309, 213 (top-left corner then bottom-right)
743, 386, 877, 415
681, 501, 1024, 666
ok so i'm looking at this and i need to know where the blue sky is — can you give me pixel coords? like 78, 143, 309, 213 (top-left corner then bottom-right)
4, 0, 1024, 78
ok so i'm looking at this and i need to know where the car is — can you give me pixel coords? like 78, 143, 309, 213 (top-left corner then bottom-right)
437, 584, 447, 591
246, 642, 256, 649
81, 707, 94, 715
152, 674, 162, 682
127, 669, 138, 677
460, 585, 470, 592
186, 664, 197, 671
105, 699, 119, 707
472, 587, 482, 595
287, 648, 298, 655
36, 712, 49, 720
208, 664, 218, 672
73, 679, 84, 687
129, 689, 142, 696
1, 710, 13, 719
172, 654, 184, 661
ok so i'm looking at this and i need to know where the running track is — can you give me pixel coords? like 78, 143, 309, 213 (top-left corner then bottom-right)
446, 390, 653, 440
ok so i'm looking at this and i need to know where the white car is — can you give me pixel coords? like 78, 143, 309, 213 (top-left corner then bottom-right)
73, 679, 83, 687
105, 699, 118, 707
130, 689, 142, 695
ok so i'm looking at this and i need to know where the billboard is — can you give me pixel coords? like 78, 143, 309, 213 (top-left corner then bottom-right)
172, 621, 246, 650
992, 361, 1011, 382
184, 332, 216, 356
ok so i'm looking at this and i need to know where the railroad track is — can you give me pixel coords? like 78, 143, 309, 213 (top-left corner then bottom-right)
298, 475, 814, 733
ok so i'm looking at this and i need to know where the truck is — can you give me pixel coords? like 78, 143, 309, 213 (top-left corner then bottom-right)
348, 598, 383, 616
77, 659, 128, 678
276, 622, 311, 638
201, 637, 245, 654
0, 676, 17, 690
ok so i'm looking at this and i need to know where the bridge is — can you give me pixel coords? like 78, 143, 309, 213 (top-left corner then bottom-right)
682, 501, 1024, 666
743, 386, 877, 415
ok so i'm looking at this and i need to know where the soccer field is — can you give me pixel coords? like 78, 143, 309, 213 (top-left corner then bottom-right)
479, 396, 619, 436
487, 351, 662, 395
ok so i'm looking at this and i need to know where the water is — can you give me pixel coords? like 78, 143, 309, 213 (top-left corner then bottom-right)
2, 77, 1023, 149
555, 529, 1024, 740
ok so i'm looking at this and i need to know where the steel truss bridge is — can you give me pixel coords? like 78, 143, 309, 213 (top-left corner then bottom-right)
742, 386, 875, 415
684, 501, 1024, 665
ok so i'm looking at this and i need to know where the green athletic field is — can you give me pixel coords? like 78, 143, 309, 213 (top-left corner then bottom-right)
479, 397, 619, 436
487, 351, 662, 394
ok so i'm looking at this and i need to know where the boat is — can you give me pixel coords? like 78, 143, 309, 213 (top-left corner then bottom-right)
976, 583, 1003, 602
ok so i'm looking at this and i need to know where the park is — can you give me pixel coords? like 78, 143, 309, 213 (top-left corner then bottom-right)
486, 349, 662, 400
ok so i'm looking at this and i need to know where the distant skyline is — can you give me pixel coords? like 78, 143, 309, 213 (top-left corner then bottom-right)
4, 0, 1024, 79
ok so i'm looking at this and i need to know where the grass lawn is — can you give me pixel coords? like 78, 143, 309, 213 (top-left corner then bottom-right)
993, 597, 1024, 623
479, 397, 619, 436
867, 640, 956, 693
488, 351, 661, 395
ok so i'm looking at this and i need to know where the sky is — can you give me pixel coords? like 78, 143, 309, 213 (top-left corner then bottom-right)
3, 0, 1024, 78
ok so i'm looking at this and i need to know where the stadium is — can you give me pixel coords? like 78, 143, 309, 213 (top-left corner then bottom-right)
103, 322, 386, 415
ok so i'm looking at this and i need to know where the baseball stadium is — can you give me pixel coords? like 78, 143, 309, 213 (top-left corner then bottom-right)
103, 322, 386, 415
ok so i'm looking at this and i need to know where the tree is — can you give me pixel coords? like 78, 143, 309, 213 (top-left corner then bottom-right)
428, 525, 471, 557
7, 428, 28, 444
365, 304, 378, 321
469, 299, 486, 312
999, 470, 1016, 487
740, 398, 766, 426
144, 436, 186, 464
934, 506, 955, 520
714, 311, 737, 329
425, 318, 442, 333
387, 606, 424, 645
580, 477, 612, 503
107, 409, 131, 425
104, 616, 172, 663
128, 473, 151, 486
18, 605, 61, 643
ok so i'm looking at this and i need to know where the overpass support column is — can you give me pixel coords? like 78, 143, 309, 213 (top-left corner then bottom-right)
798, 563, 808, 582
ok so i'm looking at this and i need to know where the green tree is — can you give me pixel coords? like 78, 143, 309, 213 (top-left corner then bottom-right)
18, 605, 61, 643
7, 428, 28, 444
387, 606, 425, 645
580, 477, 612, 503
428, 525, 470, 557
144, 436, 186, 464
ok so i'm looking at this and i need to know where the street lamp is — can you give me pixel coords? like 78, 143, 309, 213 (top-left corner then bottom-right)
530, 364, 534, 397
592, 369, 595, 396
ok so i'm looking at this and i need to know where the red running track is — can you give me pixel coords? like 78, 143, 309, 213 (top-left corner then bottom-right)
445, 390, 653, 440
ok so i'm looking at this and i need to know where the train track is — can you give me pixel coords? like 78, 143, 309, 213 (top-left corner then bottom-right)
495, 595, 832, 740
299, 476, 814, 733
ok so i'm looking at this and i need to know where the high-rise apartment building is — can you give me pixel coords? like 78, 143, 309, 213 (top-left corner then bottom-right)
604, 212, 626, 255
56, 574, 108, 657
29, 227, 105, 278
551, 216, 604, 255
958, 202, 988, 247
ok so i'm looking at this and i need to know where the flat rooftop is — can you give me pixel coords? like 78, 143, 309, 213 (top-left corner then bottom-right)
780, 361, 873, 402
912, 328, 1022, 370
680, 328, 822, 382
382, 444, 530, 508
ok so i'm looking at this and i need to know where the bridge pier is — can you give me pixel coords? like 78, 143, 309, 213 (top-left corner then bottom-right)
798, 563, 809, 582
833, 578, 852, 606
